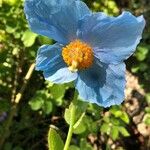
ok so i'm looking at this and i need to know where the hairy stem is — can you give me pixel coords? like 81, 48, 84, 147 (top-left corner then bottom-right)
63, 91, 78, 150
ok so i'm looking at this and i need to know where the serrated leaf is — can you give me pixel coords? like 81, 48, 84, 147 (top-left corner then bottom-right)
118, 127, 130, 137
48, 128, 64, 150
21, 30, 37, 47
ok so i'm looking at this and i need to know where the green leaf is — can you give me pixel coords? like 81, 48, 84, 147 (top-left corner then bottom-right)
80, 139, 93, 150
6, 25, 16, 33
110, 106, 121, 117
21, 30, 37, 47
139, 63, 148, 72
131, 66, 139, 73
135, 46, 148, 61
144, 117, 150, 125
87, 103, 103, 119
64, 103, 73, 125
38, 35, 53, 45
73, 119, 86, 134
118, 127, 130, 137
48, 128, 64, 150
73, 112, 85, 129
110, 117, 120, 126
42, 101, 53, 114
50, 84, 66, 105
28, 98, 44, 111
103, 116, 110, 123
146, 93, 150, 104
100, 123, 110, 134
110, 126, 119, 140
120, 112, 130, 124
64, 101, 87, 125
145, 107, 150, 114
144, 114, 150, 125
69, 145, 80, 150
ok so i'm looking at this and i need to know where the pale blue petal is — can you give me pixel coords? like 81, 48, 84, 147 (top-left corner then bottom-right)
24, 0, 90, 44
44, 67, 77, 84
79, 12, 145, 64
75, 62, 126, 107
36, 43, 77, 84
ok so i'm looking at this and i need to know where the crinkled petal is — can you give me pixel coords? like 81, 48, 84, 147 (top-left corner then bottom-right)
79, 12, 145, 64
36, 43, 77, 84
36, 43, 62, 71
75, 62, 126, 107
24, 0, 90, 44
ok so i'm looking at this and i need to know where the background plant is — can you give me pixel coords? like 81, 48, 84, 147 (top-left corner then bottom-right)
0, 0, 150, 150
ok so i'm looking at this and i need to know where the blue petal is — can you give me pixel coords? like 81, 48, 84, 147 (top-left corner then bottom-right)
24, 0, 90, 44
44, 67, 77, 84
36, 43, 77, 84
75, 62, 126, 107
36, 43, 62, 71
79, 12, 145, 64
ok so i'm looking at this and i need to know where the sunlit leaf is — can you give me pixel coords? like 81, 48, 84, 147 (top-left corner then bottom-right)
100, 123, 110, 134
48, 128, 64, 150
22, 30, 37, 47
118, 127, 130, 137
29, 98, 43, 111
110, 126, 119, 140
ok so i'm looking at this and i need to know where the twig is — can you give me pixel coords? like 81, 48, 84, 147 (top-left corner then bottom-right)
0, 63, 35, 149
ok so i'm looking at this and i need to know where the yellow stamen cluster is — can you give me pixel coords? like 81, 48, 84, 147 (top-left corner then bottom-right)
62, 40, 93, 72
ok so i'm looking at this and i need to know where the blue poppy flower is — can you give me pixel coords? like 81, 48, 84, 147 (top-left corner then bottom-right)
24, 0, 145, 107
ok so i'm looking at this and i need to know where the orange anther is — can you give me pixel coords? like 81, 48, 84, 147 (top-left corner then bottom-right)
62, 40, 93, 72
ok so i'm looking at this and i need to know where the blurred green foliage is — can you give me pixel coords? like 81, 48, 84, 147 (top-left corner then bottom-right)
0, 0, 150, 150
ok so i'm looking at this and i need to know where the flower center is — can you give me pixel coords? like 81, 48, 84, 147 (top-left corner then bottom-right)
62, 40, 93, 72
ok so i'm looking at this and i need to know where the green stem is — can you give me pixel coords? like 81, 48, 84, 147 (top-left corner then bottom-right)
63, 91, 78, 150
